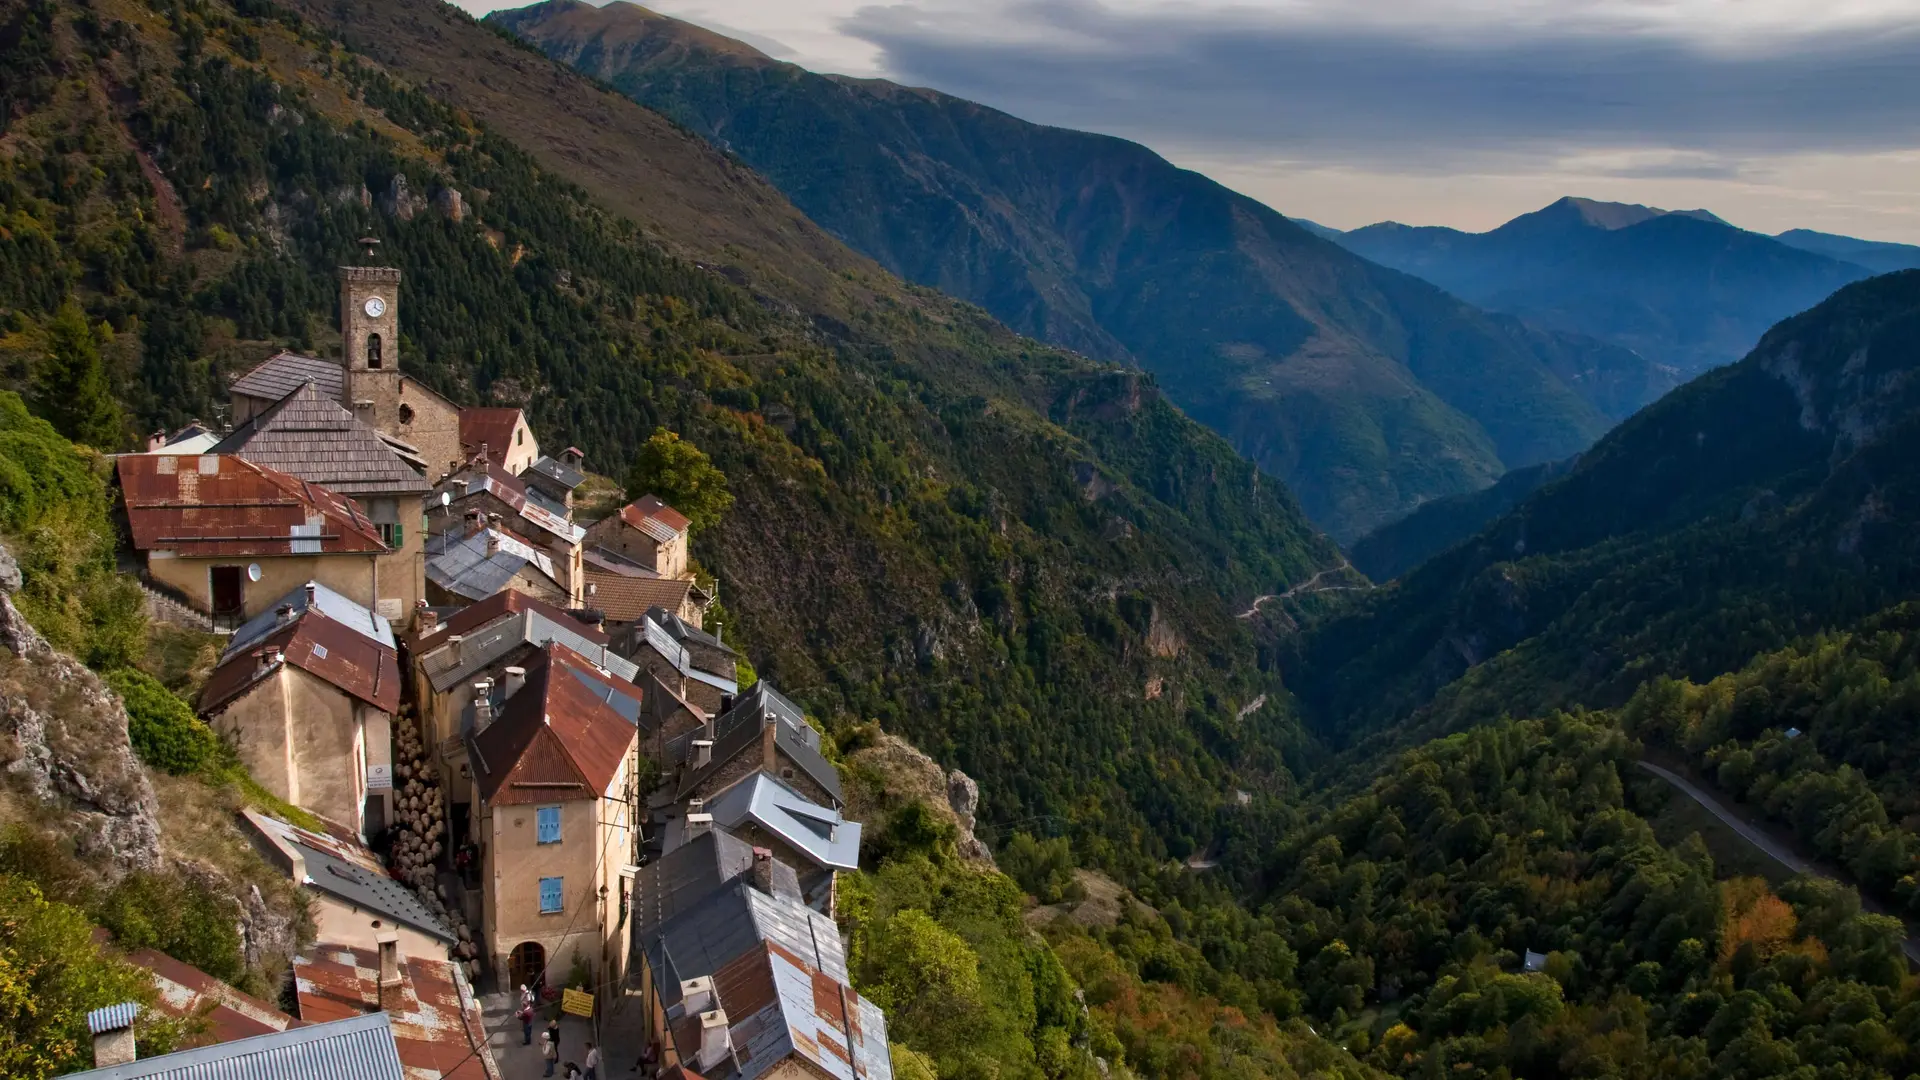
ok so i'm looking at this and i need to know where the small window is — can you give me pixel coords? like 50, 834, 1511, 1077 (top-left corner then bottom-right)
517, 429, 525, 446
538, 876, 563, 914
377, 522, 403, 548
398, 404, 415, 424
536, 806, 561, 844
366, 333, 383, 369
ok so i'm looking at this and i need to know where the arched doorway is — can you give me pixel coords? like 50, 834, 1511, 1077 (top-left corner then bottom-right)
509, 941, 546, 994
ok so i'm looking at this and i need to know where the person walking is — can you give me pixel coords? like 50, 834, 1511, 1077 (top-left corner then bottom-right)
517, 996, 535, 1046
542, 1029, 559, 1078
547, 1016, 562, 1061
583, 1042, 600, 1080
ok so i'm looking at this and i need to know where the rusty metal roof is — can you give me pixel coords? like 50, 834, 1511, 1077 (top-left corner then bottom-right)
416, 592, 635, 696
230, 351, 345, 403
212, 382, 429, 495
294, 945, 497, 1080
457, 408, 526, 468
120, 944, 303, 1047
201, 606, 400, 716
467, 644, 638, 806
118, 454, 388, 557
619, 495, 690, 542
435, 462, 581, 544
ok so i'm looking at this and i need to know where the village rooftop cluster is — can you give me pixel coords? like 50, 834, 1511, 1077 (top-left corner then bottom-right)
65, 257, 890, 1080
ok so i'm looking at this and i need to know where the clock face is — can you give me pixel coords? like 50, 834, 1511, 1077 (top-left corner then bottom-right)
363, 296, 387, 318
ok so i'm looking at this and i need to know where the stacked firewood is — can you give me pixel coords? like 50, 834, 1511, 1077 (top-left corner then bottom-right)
388, 707, 479, 978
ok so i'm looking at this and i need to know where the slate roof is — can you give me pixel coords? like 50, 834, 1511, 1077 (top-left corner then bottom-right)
467, 644, 638, 806
425, 527, 560, 602
227, 580, 395, 658
701, 773, 861, 871
630, 831, 802, 947
458, 408, 526, 468
118, 454, 388, 557
526, 455, 584, 491
414, 591, 634, 695
676, 683, 840, 805
618, 617, 738, 696
245, 812, 455, 944
649, 608, 735, 658
57, 1011, 405, 1080
294, 945, 496, 1080
619, 494, 689, 542
212, 382, 429, 495
435, 463, 581, 543
586, 567, 701, 625
230, 351, 345, 404
641, 879, 891, 1080
201, 607, 401, 716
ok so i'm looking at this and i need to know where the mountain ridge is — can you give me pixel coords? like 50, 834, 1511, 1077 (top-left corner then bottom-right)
488, 0, 1670, 540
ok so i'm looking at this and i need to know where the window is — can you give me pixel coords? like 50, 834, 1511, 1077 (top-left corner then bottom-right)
366, 333, 383, 369
377, 522, 403, 548
538, 877, 563, 914
536, 806, 561, 844
398, 404, 415, 424
517, 429, 525, 446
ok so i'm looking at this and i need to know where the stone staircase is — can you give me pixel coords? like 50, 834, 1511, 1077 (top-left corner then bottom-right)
136, 579, 216, 633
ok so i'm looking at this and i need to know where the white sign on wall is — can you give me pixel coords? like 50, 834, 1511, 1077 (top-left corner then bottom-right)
367, 764, 392, 790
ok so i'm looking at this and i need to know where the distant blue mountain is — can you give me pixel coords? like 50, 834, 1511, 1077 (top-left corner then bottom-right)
1334, 197, 1875, 375
1775, 228, 1920, 275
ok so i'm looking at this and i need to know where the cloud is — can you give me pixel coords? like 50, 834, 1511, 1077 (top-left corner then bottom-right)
842, 0, 1920, 169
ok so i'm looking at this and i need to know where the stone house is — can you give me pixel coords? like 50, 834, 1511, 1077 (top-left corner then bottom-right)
465, 644, 640, 996
582, 494, 692, 580
243, 810, 455, 959
522, 449, 586, 511
668, 682, 842, 814
628, 840, 892, 1080
116, 453, 389, 622
199, 585, 401, 838
424, 522, 571, 608
671, 772, 860, 913
584, 551, 710, 628
614, 614, 738, 716
429, 463, 584, 599
458, 407, 539, 476
211, 381, 431, 621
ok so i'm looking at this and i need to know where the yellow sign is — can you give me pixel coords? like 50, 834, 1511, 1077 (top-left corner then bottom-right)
561, 988, 595, 1018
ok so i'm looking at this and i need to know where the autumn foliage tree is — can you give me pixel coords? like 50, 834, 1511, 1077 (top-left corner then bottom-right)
622, 427, 733, 534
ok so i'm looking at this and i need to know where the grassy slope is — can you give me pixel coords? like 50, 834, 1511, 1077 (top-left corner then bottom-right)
480, 0, 1670, 541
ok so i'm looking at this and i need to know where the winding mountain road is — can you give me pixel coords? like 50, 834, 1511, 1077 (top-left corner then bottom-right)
1238, 560, 1369, 619
1636, 760, 1920, 965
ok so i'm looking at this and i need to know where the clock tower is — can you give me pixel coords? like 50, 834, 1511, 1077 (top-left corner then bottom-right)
340, 260, 401, 377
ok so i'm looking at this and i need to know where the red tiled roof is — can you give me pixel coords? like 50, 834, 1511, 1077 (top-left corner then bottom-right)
413, 589, 608, 653
458, 408, 524, 467
619, 494, 690, 541
118, 454, 388, 557
468, 644, 638, 806
201, 609, 401, 715
584, 567, 697, 624
294, 944, 496, 1080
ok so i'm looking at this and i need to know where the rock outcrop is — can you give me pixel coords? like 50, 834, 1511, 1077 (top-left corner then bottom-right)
846, 733, 994, 867
0, 545, 161, 874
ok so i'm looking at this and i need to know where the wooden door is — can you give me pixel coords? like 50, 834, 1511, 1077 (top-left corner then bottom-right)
210, 566, 245, 616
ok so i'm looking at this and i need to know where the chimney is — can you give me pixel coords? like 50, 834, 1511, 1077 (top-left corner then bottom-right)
751, 847, 774, 894
147, 430, 166, 452
485, 532, 501, 557
376, 930, 405, 1012
415, 600, 438, 633
448, 634, 465, 663
465, 509, 484, 536
697, 1010, 732, 1072
353, 399, 376, 424
88, 1003, 140, 1068
761, 716, 778, 769
683, 812, 712, 843
472, 678, 495, 732
488, 512, 503, 529
479, 441, 489, 465
679, 976, 714, 1015
275, 604, 295, 625
690, 740, 713, 770
264, 646, 284, 667
305, 581, 318, 606
503, 666, 527, 699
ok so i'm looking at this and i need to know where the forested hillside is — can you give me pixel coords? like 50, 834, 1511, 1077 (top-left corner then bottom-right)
0, 0, 1341, 888
484, 0, 1669, 541
1292, 271, 1920, 749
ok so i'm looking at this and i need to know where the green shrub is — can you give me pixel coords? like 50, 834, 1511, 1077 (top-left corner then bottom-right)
1000, 833, 1078, 904
106, 667, 218, 775
94, 870, 244, 984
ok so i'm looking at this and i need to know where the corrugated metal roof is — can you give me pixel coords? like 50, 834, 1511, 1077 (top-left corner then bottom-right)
618, 495, 690, 543
425, 528, 560, 602
619, 617, 737, 694
230, 352, 345, 404
58, 1011, 404, 1080
212, 382, 429, 496
201, 608, 401, 716
246, 813, 454, 944
468, 644, 638, 806
418, 595, 634, 694
704, 773, 861, 871
118, 454, 388, 558
436, 463, 583, 545
294, 946, 496, 1080
226, 580, 395, 658
582, 545, 660, 578
458, 408, 526, 469
88, 1002, 140, 1034
650, 609, 734, 657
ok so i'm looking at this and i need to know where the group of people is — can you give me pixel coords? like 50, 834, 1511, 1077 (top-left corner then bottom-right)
518, 984, 602, 1080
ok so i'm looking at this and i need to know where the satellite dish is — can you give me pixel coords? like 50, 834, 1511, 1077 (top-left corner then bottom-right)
441, 491, 452, 508
246, 564, 262, 582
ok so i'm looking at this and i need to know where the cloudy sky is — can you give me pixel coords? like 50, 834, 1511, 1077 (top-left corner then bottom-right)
455, 0, 1920, 242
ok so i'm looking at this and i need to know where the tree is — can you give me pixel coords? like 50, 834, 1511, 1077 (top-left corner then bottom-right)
33, 304, 123, 450
0, 876, 171, 1080
622, 428, 732, 534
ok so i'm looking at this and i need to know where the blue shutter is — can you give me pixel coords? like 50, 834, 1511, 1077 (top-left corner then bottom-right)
536, 806, 561, 844
539, 877, 563, 914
